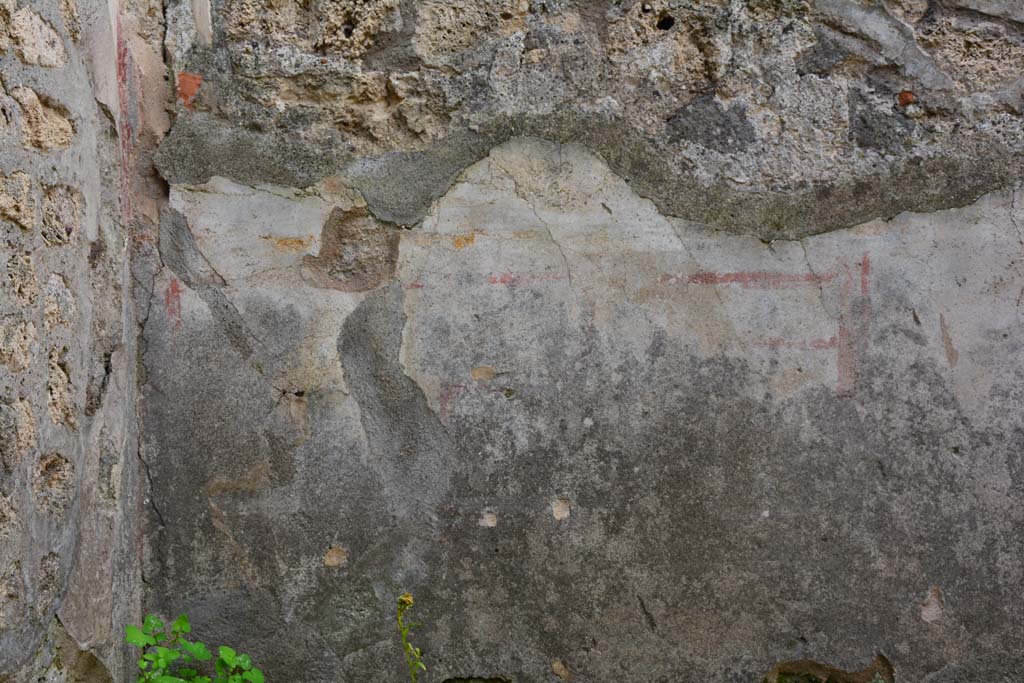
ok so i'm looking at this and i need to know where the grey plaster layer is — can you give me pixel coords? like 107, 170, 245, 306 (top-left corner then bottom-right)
142, 139, 1024, 682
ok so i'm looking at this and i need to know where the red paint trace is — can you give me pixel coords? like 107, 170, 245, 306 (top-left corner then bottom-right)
164, 278, 183, 328
673, 254, 873, 396
115, 16, 135, 221
859, 253, 871, 297
176, 72, 203, 110
676, 270, 838, 289
487, 272, 568, 286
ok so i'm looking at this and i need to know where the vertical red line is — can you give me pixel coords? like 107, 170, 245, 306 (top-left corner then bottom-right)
860, 253, 871, 297
115, 14, 135, 222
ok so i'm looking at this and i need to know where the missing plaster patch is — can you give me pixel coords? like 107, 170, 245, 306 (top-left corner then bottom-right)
921, 586, 944, 623
0, 494, 16, 542
47, 347, 76, 427
0, 316, 37, 372
11, 87, 74, 150
315, 0, 397, 57
41, 184, 82, 246
301, 205, 399, 291
763, 654, 894, 683
551, 660, 573, 681
43, 274, 75, 329
7, 252, 39, 306
0, 404, 16, 475
0, 170, 34, 229
59, 0, 80, 41
323, 545, 349, 567
10, 7, 67, 67
478, 510, 498, 527
33, 452, 73, 514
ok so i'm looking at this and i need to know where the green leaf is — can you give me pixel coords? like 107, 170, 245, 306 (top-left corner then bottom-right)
172, 615, 191, 634
215, 657, 228, 679
143, 615, 164, 635
155, 646, 180, 662
178, 669, 197, 678
241, 669, 263, 683
235, 654, 251, 671
217, 647, 236, 667
126, 625, 156, 647
181, 641, 212, 661
194, 678, 212, 683
153, 676, 186, 683
228, 675, 242, 683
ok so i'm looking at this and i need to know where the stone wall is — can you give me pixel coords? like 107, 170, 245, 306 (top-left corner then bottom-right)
0, 0, 164, 679
5, 0, 1024, 682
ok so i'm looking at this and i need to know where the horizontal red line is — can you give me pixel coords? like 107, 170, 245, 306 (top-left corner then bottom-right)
487, 272, 569, 285
663, 271, 837, 289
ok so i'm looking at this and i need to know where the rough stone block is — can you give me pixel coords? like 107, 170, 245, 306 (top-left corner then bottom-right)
46, 347, 75, 427
41, 184, 82, 246
0, 171, 34, 230
6, 252, 39, 307
11, 87, 74, 151
43, 274, 75, 329
10, 7, 67, 67
0, 316, 37, 372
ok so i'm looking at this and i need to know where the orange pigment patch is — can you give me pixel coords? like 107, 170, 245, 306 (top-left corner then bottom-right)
471, 365, 496, 381
261, 235, 313, 251
176, 72, 203, 110
452, 232, 477, 249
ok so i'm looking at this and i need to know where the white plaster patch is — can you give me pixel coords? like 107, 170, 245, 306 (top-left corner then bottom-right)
551, 498, 571, 521
478, 510, 498, 527
921, 586, 944, 623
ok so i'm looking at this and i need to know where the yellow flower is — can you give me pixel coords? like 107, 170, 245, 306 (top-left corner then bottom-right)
397, 592, 414, 608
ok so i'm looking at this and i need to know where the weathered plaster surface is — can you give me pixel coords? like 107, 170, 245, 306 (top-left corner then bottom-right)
4, 0, 1024, 682
142, 139, 1024, 682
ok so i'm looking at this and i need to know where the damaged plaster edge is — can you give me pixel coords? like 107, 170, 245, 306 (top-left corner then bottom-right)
153, 112, 1024, 240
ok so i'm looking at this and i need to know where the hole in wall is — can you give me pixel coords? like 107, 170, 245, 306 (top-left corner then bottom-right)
656, 14, 675, 30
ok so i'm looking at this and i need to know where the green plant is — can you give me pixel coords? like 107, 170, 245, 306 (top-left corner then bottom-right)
125, 614, 264, 683
396, 592, 426, 683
